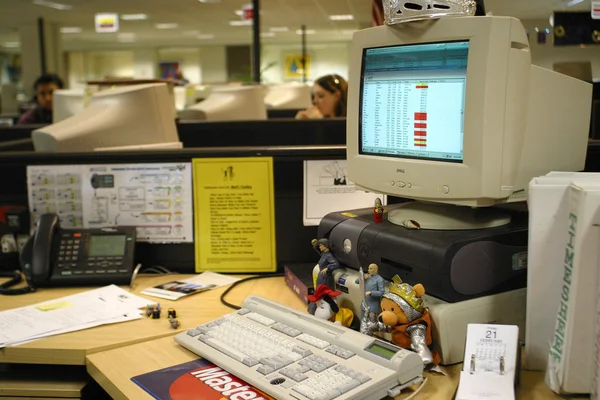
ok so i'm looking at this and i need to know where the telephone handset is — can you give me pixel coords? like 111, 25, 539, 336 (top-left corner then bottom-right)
0, 213, 137, 295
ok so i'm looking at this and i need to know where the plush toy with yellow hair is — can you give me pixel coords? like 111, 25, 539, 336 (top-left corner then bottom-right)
377, 275, 440, 365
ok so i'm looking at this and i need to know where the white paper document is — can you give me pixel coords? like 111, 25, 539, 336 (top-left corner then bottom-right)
27, 163, 193, 243
141, 271, 240, 301
303, 160, 386, 226
0, 285, 150, 347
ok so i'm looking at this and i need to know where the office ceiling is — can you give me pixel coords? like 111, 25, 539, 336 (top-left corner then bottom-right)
0, 0, 593, 51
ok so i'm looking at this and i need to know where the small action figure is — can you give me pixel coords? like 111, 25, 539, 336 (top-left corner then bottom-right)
311, 238, 340, 289
361, 263, 385, 316
368, 275, 440, 365
167, 308, 177, 318
374, 197, 384, 223
145, 304, 156, 317
307, 284, 356, 329
150, 303, 161, 319
169, 317, 180, 329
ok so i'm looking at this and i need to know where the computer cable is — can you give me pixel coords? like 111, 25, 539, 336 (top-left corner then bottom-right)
219, 273, 285, 310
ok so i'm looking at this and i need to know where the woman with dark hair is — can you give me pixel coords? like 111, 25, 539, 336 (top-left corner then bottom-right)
296, 74, 348, 119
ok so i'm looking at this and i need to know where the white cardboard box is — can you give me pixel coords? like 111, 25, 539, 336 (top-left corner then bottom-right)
545, 181, 600, 394
526, 173, 600, 371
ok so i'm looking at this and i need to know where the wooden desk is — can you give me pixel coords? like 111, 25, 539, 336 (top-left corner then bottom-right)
85, 277, 575, 400
0, 364, 89, 399
0, 274, 281, 398
0, 274, 257, 365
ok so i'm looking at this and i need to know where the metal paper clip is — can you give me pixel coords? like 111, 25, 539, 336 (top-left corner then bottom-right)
470, 354, 476, 374
499, 356, 505, 375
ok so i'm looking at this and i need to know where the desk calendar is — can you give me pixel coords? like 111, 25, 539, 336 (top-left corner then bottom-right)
456, 324, 520, 400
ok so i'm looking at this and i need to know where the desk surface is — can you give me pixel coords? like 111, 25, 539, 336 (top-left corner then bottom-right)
0, 274, 277, 365
83, 276, 573, 400
0, 274, 581, 399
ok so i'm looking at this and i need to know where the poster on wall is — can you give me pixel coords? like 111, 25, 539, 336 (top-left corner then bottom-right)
95, 13, 119, 33
159, 62, 180, 80
284, 54, 311, 79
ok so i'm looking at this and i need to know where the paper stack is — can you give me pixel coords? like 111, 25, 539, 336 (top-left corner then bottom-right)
0, 285, 150, 348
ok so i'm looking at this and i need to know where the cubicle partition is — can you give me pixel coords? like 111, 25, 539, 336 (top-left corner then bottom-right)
0, 146, 350, 273
0, 118, 347, 151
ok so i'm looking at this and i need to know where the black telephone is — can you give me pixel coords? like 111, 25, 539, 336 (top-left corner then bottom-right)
0, 214, 136, 295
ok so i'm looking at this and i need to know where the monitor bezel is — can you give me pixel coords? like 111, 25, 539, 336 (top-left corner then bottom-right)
346, 17, 529, 205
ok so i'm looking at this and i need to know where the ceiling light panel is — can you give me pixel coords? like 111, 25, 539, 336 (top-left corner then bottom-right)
329, 14, 354, 21
155, 23, 179, 29
269, 27, 289, 32
296, 29, 316, 34
229, 20, 252, 26
60, 27, 82, 33
32, 0, 72, 10
120, 14, 148, 21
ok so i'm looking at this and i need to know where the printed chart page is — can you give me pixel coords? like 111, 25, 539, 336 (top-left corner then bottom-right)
27, 163, 193, 243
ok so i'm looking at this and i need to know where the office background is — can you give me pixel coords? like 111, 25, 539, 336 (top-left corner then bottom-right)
1, 1, 599, 95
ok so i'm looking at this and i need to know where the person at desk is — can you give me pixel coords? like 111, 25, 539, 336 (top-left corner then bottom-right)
296, 74, 348, 119
17, 73, 64, 125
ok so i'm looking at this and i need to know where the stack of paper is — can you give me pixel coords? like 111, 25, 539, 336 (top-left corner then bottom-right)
0, 285, 150, 348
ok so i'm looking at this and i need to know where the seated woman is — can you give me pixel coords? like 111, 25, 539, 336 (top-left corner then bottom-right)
296, 74, 348, 119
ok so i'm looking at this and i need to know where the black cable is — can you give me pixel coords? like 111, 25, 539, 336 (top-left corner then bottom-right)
220, 273, 285, 310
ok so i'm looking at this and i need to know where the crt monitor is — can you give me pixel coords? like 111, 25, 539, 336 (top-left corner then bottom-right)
53, 89, 85, 123
346, 16, 592, 229
177, 85, 267, 121
32, 83, 180, 152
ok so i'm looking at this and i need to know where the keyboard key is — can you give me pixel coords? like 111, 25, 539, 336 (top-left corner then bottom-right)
238, 308, 251, 315
337, 379, 361, 394
186, 328, 202, 337
242, 357, 259, 367
257, 365, 274, 375
246, 313, 275, 326
204, 337, 248, 363
338, 350, 355, 359
292, 384, 321, 400
297, 334, 330, 349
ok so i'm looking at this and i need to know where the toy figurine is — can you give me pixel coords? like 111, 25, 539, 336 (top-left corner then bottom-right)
145, 304, 159, 317
377, 276, 440, 365
167, 308, 177, 318
311, 238, 340, 289
149, 303, 161, 319
169, 317, 180, 329
307, 284, 356, 329
362, 263, 385, 316
374, 197, 384, 223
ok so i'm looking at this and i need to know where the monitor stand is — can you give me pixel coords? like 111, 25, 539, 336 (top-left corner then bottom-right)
387, 201, 512, 230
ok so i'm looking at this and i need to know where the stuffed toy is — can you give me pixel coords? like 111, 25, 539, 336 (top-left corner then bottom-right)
307, 284, 357, 329
377, 275, 440, 365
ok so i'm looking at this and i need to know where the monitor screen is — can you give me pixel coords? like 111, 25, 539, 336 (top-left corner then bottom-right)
359, 40, 469, 163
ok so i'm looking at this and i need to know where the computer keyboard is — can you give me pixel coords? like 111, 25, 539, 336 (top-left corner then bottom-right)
174, 295, 424, 400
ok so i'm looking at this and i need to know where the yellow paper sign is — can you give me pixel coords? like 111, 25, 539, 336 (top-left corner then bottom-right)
192, 157, 276, 273
36, 301, 73, 311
